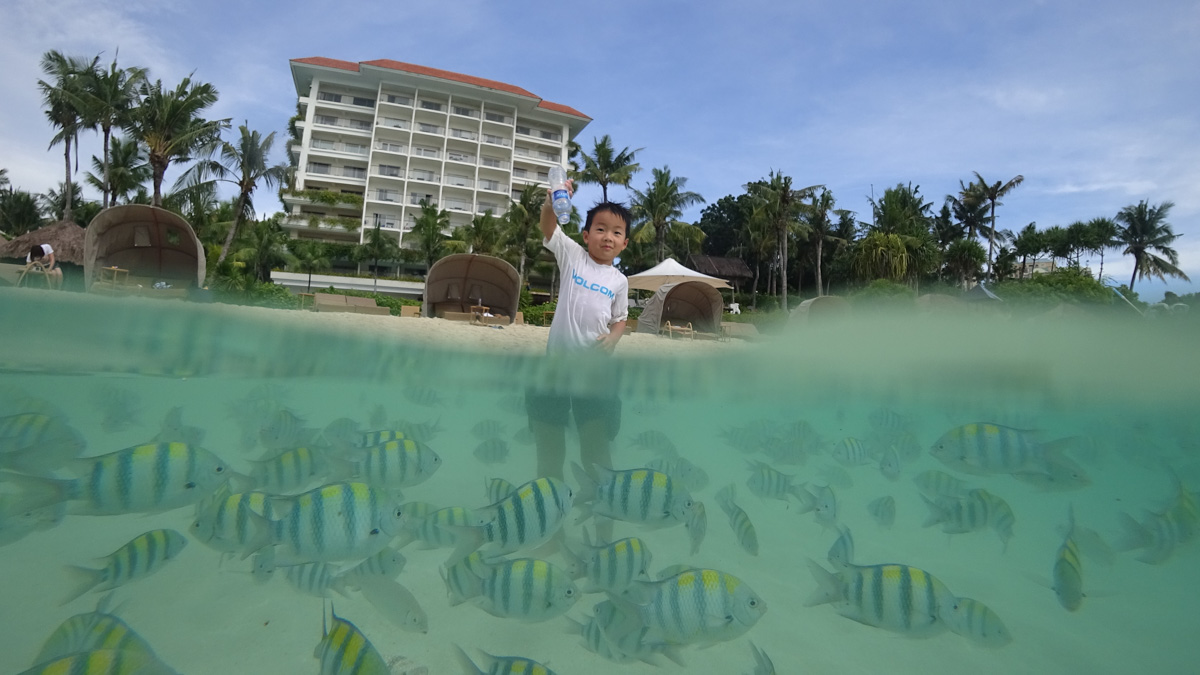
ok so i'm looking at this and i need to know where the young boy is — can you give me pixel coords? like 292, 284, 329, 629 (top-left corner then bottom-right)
27, 244, 63, 289
525, 180, 631, 486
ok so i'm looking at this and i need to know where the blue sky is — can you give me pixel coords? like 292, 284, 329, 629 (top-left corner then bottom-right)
2, 0, 1196, 300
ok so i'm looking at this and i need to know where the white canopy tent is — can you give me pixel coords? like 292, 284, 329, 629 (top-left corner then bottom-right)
626, 258, 731, 291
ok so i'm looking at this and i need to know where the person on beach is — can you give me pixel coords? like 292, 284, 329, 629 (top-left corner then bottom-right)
525, 179, 630, 505
27, 244, 63, 289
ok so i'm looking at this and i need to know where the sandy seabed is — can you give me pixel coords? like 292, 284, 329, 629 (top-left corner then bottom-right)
1, 299, 1198, 674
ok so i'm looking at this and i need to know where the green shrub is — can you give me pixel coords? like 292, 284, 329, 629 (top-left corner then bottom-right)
852, 279, 916, 306
523, 301, 556, 326
992, 267, 1113, 308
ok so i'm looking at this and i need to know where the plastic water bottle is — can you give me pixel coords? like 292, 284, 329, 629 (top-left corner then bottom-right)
548, 165, 571, 225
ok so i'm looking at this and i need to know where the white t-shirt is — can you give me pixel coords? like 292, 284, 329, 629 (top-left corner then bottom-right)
26, 243, 54, 263
544, 227, 628, 353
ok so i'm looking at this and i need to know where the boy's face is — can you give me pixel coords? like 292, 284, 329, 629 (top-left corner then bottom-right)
581, 210, 629, 265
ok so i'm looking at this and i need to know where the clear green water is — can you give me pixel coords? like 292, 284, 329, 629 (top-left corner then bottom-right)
1, 289, 1198, 674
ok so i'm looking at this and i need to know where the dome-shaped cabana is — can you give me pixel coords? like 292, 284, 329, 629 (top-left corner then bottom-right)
422, 254, 520, 323
636, 281, 724, 335
84, 205, 205, 291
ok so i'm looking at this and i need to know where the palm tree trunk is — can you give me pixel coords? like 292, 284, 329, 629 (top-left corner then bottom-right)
216, 192, 248, 268
151, 156, 167, 207
62, 143, 74, 223
373, 258, 379, 293
601, 183, 608, 203
815, 239, 824, 297
751, 264, 760, 310
656, 223, 666, 263
986, 202, 996, 281
779, 224, 788, 312
1129, 259, 1138, 291
306, 272, 312, 293
1098, 250, 1105, 280
101, 126, 112, 209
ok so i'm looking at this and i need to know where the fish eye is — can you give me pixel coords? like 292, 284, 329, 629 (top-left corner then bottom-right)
216, 466, 225, 473
370, 528, 380, 535
565, 588, 576, 597
185, 481, 196, 489
749, 598, 758, 607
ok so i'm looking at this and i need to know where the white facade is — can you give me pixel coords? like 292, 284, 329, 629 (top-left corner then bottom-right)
284, 58, 591, 249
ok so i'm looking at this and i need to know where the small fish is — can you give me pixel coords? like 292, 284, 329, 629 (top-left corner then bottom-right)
282, 561, 344, 598
485, 478, 516, 504
832, 437, 872, 466
245, 482, 407, 564
921, 488, 1015, 549
565, 600, 681, 666
646, 456, 709, 491
0, 413, 87, 474
472, 438, 510, 465
912, 469, 969, 499
63, 529, 188, 604
826, 524, 854, 568
1115, 478, 1200, 564
572, 463, 694, 526
402, 387, 443, 408
19, 649, 179, 675
453, 557, 579, 622
441, 552, 490, 605
1053, 506, 1084, 611
356, 576, 428, 633
405, 506, 479, 549
190, 486, 274, 555
321, 418, 361, 450
868, 408, 910, 434
150, 406, 206, 446
929, 423, 1069, 476
867, 496, 896, 528
715, 484, 759, 556
616, 568, 766, 645
941, 596, 1012, 647
392, 418, 443, 443
453, 645, 557, 675
314, 606, 390, 675
471, 419, 506, 439
334, 547, 407, 591
446, 477, 573, 566
259, 408, 318, 451
628, 430, 678, 458
878, 447, 901, 481
809, 484, 837, 528
746, 640, 776, 675
0, 496, 65, 548
685, 501, 707, 555
564, 531, 653, 593
805, 559, 954, 637
248, 446, 328, 494
745, 461, 809, 505
343, 439, 442, 489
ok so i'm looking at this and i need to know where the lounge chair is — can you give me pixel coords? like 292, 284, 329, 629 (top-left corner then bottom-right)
665, 321, 694, 340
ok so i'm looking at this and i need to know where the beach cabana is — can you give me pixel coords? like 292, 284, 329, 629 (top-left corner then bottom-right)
636, 281, 724, 335
627, 257, 731, 291
790, 295, 850, 324
422, 254, 520, 323
83, 205, 205, 291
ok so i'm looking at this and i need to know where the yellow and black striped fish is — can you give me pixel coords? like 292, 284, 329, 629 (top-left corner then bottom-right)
63, 529, 188, 604
1053, 506, 1084, 611
453, 645, 557, 675
804, 559, 954, 637
716, 484, 759, 556
18, 649, 179, 675
314, 606, 390, 675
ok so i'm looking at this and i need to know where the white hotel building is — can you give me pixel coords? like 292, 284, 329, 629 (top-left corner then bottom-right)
284, 57, 591, 251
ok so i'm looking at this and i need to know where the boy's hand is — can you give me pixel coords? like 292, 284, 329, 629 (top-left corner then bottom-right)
540, 179, 574, 240
541, 179, 574, 211
595, 332, 620, 353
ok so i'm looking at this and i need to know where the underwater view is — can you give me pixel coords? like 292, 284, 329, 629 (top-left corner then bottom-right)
1, 288, 1199, 674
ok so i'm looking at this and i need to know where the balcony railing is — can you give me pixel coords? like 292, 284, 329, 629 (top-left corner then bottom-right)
409, 195, 438, 206
410, 146, 440, 159
446, 150, 477, 164
415, 123, 445, 135
313, 116, 373, 132
284, 215, 362, 231
418, 100, 445, 112
480, 157, 510, 170
449, 128, 478, 141
382, 94, 412, 107
317, 92, 375, 108
377, 117, 411, 130
408, 171, 440, 183
444, 198, 473, 212
478, 179, 507, 192
451, 106, 479, 118
368, 190, 402, 203
376, 166, 403, 178
310, 140, 369, 156
515, 126, 563, 143
444, 175, 474, 189
482, 134, 511, 147
483, 111, 513, 124
477, 202, 506, 217
373, 141, 407, 155
306, 164, 367, 180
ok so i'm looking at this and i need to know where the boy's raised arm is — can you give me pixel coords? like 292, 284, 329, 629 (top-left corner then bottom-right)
539, 179, 573, 242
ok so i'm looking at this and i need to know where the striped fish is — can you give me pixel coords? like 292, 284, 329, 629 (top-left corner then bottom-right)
0, 496, 64, 548
832, 437, 873, 466
248, 446, 328, 494
572, 463, 693, 526
18, 649, 179, 675
282, 562, 343, 598
929, 423, 1063, 475
334, 547, 407, 591
33, 596, 157, 665
1053, 506, 1084, 611
878, 447, 901, 481
628, 430, 678, 458
565, 532, 653, 593
446, 477, 573, 566
405, 506, 479, 549
472, 438, 510, 465
485, 478, 516, 504
686, 501, 707, 555
0, 412, 86, 474
941, 596, 1012, 647
35, 443, 231, 516
715, 484, 759, 556
354, 429, 409, 448
810, 484, 837, 528
804, 559, 955, 637
343, 438, 442, 489
646, 456, 709, 491
63, 529, 188, 604
245, 482, 407, 564
190, 486, 274, 555
867, 496, 896, 528
392, 418, 442, 443
457, 557, 579, 622
314, 606, 390, 675
827, 525, 855, 568
912, 469, 969, 499
565, 599, 681, 666
441, 552, 490, 605
618, 568, 766, 645
470, 419, 507, 440
921, 488, 1015, 549
745, 461, 809, 506
453, 645, 557, 675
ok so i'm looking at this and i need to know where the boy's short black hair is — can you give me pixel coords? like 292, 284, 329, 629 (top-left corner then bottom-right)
29, 245, 45, 259
584, 201, 632, 237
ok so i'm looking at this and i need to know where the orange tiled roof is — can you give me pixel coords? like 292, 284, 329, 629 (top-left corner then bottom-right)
291, 57, 589, 119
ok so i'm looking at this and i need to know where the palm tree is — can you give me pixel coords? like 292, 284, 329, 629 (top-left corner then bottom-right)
234, 216, 293, 283
0, 190, 44, 236
944, 238, 986, 289
125, 76, 225, 207
38, 50, 98, 224
0, 168, 9, 191
576, 135, 642, 202
409, 199, 451, 272
1041, 225, 1072, 266
40, 181, 86, 223
1013, 222, 1042, 278
630, 166, 705, 265
747, 172, 817, 310
355, 223, 403, 293
1086, 217, 1119, 280
178, 124, 285, 271
86, 136, 150, 205
854, 231, 909, 282
501, 185, 545, 286
77, 54, 146, 208
289, 239, 330, 292
452, 210, 501, 255
971, 172, 1024, 280
1115, 200, 1190, 291
947, 181, 990, 242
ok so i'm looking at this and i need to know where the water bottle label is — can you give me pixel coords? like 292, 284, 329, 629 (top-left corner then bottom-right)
552, 190, 569, 202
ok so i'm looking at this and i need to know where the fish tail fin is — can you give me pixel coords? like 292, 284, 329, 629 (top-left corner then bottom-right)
569, 461, 597, 504
451, 644, 485, 675
715, 483, 736, 516
240, 511, 275, 560
443, 525, 485, 570
61, 565, 105, 605
803, 558, 843, 607
789, 484, 816, 513
1114, 512, 1150, 551
920, 494, 947, 528
0, 471, 73, 513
